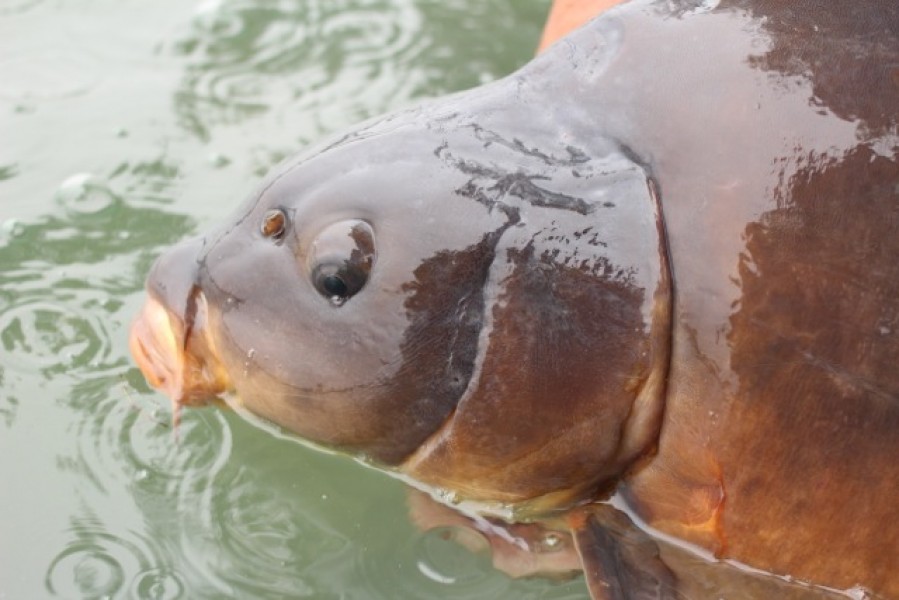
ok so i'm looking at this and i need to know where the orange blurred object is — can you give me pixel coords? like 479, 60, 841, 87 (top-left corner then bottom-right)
537, 0, 626, 52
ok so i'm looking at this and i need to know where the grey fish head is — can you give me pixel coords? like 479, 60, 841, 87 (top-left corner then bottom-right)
130, 26, 671, 508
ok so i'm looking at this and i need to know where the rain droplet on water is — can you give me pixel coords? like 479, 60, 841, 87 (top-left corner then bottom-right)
55, 173, 117, 214
1, 218, 24, 238
207, 152, 231, 168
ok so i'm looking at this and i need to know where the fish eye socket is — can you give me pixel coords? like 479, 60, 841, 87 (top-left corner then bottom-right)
261, 209, 287, 239
307, 219, 376, 306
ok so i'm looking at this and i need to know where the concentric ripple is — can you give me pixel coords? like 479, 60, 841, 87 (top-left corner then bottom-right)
46, 541, 126, 598
171, 0, 429, 143
115, 389, 232, 492
44, 513, 185, 600
0, 188, 194, 385
178, 473, 321, 598
0, 298, 111, 376
131, 568, 185, 600
50, 381, 233, 599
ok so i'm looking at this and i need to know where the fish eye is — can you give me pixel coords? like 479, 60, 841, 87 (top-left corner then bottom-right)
307, 220, 375, 306
321, 273, 349, 298
261, 208, 287, 239
312, 264, 357, 306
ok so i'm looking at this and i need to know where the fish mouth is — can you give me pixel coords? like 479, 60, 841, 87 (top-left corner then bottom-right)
129, 292, 231, 408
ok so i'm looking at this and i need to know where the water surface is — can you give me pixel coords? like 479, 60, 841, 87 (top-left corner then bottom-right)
0, 1, 592, 597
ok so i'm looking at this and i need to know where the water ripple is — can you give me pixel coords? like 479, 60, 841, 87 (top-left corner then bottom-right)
174, 461, 327, 597
131, 568, 185, 600
0, 191, 194, 393
46, 540, 126, 599
45, 520, 190, 600
0, 297, 112, 376
171, 0, 429, 143
52, 381, 233, 599
6, 2, 576, 597
45, 514, 177, 600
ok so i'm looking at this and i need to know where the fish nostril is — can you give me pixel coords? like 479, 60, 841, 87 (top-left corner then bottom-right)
181, 285, 203, 352
146, 236, 205, 328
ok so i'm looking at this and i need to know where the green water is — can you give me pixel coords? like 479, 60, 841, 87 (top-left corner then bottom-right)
0, 0, 593, 597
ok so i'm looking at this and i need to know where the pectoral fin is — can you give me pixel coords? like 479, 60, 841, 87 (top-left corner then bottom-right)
568, 504, 680, 600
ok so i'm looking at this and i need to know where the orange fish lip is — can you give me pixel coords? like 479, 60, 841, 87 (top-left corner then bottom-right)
129, 293, 231, 409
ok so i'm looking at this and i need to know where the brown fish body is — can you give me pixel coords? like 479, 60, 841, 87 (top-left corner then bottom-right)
573, 3, 899, 595
130, 0, 899, 597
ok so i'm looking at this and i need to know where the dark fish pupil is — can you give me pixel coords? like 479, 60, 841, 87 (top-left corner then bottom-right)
322, 274, 348, 298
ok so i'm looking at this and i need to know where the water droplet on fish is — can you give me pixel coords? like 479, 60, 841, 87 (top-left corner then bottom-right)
879, 325, 891, 335
135, 469, 149, 482
538, 533, 563, 552
247, 348, 256, 359
847, 586, 874, 600
438, 490, 460, 505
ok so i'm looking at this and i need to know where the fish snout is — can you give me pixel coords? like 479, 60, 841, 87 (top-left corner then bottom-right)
130, 238, 231, 406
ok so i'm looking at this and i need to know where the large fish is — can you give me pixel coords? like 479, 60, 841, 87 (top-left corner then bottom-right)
130, 0, 899, 597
